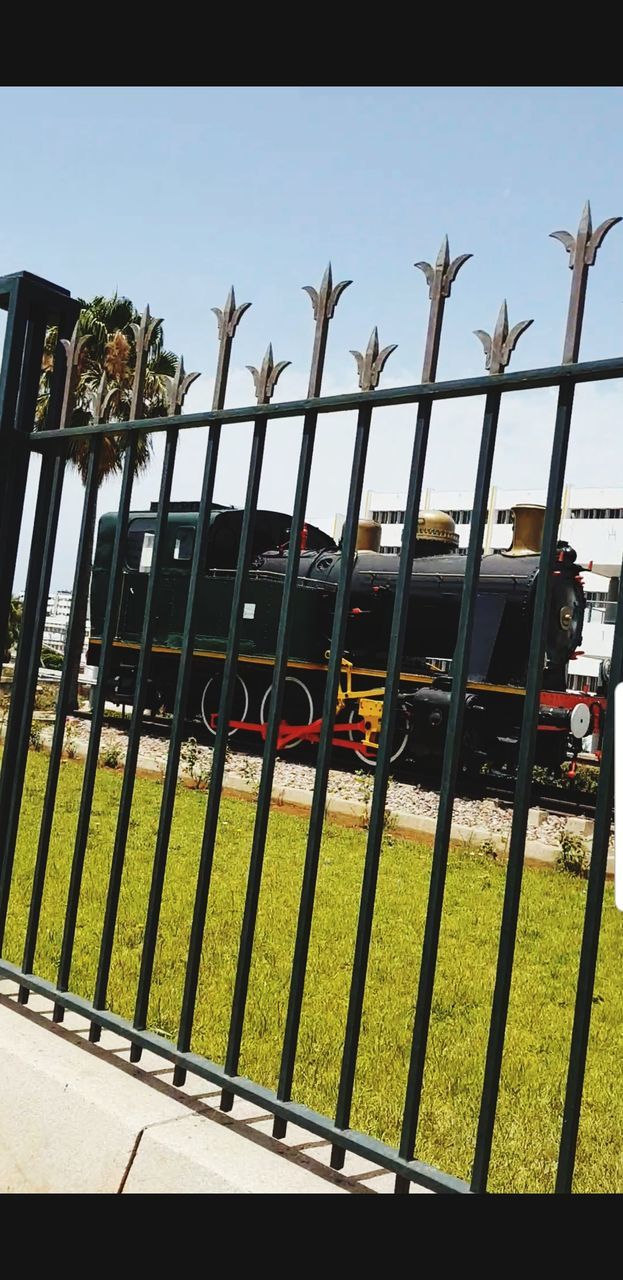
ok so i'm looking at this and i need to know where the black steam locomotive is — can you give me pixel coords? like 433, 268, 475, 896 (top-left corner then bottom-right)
88, 501, 603, 772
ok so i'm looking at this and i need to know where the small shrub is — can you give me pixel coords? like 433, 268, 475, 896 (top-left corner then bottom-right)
237, 755, 260, 796
532, 765, 557, 788
33, 683, 58, 713
100, 742, 122, 769
64, 717, 79, 759
40, 647, 64, 671
557, 830, 590, 877
560, 761, 599, 797
480, 838, 498, 860
181, 736, 211, 789
351, 769, 374, 829
29, 722, 43, 751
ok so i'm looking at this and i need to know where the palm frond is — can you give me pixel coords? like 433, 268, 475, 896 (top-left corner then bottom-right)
36, 290, 179, 490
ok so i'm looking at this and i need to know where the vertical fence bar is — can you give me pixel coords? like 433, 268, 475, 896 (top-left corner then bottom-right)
0, 295, 78, 942
555, 559, 623, 1191
328, 239, 471, 1170
0, 284, 34, 638
88, 361, 200, 1040
0, 275, 74, 638
19, 434, 103, 999
130, 288, 250, 1063
219, 265, 351, 1111
172, 343, 290, 1086
18, 357, 117, 1000
52, 306, 158, 1018
272, 326, 397, 1135
471, 202, 620, 1193
395, 301, 533, 1192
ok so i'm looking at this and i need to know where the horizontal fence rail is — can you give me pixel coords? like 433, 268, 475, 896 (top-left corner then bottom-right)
0, 204, 621, 1194
28, 354, 623, 445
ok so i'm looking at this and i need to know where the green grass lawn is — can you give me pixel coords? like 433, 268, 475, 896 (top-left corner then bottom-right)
3, 749, 622, 1194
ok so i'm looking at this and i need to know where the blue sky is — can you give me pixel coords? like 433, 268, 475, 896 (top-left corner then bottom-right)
2, 86, 623, 587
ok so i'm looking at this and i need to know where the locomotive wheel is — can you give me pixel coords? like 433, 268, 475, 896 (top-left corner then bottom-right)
260, 675, 314, 750
200, 672, 249, 738
347, 705, 409, 769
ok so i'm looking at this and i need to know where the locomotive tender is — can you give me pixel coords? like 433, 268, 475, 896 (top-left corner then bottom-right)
87, 501, 604, 771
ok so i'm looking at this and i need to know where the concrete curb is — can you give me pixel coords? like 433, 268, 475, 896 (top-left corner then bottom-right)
222, 771, 614, 877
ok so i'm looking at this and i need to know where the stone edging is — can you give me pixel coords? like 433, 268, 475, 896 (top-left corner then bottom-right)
221, 774, 614, 877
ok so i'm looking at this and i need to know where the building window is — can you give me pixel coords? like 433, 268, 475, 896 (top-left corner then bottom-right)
570, 508, 623, 519
372, 509, 405, 525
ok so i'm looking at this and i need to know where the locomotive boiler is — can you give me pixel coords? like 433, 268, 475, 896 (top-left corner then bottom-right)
87, 500, 603, 773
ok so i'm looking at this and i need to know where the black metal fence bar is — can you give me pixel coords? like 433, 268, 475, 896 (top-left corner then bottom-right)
0, 294, 77, 942
394, 305, 535, 1193
220, 266, 350, 1109
19, 437, 103, 999
0, 450, 67, 944
0, 274, 75, 639
555, 558, 623, 1192
329, 240, 471, 1173
471, 204, 619, 1193
173, 344, 291, 1085
51, 305, 158, 1019
28, 354, 623, 447
52, 435, 139, 1017
130, 289, 248, 1062
89, 422, 181, 1040
0, 294, 39, 636
273, 326, 396, 1137
470, 382, 577, 1191
392, 405, 498, 1186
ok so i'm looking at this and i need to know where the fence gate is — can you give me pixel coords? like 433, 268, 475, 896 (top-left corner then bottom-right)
0, 206, 622, 1194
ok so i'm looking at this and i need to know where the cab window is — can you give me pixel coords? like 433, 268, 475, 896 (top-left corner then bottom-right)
172, 526, 194, 563
126, 519, 156, 573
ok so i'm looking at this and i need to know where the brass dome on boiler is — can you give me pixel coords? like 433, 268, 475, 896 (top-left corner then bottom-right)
416, 510, 459, 549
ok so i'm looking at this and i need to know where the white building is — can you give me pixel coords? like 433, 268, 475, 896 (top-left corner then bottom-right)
42, 589, 89, 660
336, 486, 622, 694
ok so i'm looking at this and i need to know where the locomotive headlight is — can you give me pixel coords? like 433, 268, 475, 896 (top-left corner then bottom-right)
560, 605, 573, 630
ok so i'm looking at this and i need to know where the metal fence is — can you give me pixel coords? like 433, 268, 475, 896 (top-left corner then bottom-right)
0, 203, 622, 1194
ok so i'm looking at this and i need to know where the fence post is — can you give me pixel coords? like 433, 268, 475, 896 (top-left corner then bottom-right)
0, 271, 77, 652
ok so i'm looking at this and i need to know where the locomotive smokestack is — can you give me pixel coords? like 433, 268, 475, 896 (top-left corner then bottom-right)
504, 504, 546, 557
356, 519, 382, 552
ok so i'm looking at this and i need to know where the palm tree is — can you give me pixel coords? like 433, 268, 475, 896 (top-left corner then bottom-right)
37, 294, 178, 708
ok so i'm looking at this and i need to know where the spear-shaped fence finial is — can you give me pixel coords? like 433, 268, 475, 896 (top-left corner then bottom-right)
59, 320, 91, 429
303, 262, 351, 398
166, 357, 201, 417
350, 326, 397, 392
211, 286, 252, 412
550, 200, 621, 363
415, 235, 472, 382
247, 343, 291, 405
474, 300, 533, 375
129, 305, 163, 421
